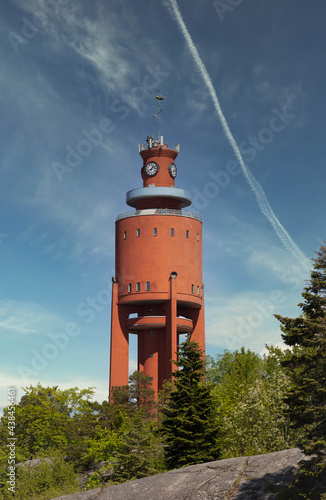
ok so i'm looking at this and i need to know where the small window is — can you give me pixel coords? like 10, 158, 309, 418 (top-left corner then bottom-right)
137, 229, 140, 237
136, 282, 140, 292
149, 376, 153, 381
128, 283, 132, 293
124, 231, 127, 240
153, 228, 157, 236
149, 354, 153, 358
191, 284, 195, 294
186, 230, 189, 239
171, 228, 174, 237
149, 308, 154, 312
197, 286, 200, 295
149, 331, 154, 335
197, 233, 199, 241
146, 281, 150, 291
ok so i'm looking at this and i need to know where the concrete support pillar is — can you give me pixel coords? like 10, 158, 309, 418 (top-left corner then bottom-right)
138, 330, 160, 397
109, 282, 129, 400
191, 306, 205, 354
165, 272, 178, 381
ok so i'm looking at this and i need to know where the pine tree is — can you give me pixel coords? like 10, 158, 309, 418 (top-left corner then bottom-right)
111, 411, 165, 484
128, 371, 156, 419
160, 338, 219, 469
111, 371, 156, 420
275, 244, 326, 498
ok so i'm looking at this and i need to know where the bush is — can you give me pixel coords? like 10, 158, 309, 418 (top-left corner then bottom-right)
0, 454, 80, 500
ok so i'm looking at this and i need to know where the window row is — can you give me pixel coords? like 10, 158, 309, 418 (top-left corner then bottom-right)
127, 282, 201, 295
128, 282, 151, 293
124, 229, 200, 240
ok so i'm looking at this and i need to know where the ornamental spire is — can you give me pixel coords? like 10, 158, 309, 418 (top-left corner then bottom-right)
152, 90, 166, 138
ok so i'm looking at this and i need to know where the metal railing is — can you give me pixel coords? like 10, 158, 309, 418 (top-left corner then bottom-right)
116, 208, 202, 222
138, 143, 180, 152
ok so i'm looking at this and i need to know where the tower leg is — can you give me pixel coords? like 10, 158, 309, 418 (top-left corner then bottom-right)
138, 330, 160, 397
186, 305, 205, 354
164, 273, 178, 381
109, 282, 129, 399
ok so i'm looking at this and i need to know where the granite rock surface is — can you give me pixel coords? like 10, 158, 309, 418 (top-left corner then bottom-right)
53, 448, 305, 500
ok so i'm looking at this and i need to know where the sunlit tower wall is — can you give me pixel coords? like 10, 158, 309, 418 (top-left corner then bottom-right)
109, 134, 205, 398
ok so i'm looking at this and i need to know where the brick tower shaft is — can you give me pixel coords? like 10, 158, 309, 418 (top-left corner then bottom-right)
109, 134, 205, 398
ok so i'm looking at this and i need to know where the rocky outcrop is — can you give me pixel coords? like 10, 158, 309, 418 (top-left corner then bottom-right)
53, 448, 305, 500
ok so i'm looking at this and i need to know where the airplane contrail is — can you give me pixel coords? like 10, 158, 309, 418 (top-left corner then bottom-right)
165, 0, 309, 268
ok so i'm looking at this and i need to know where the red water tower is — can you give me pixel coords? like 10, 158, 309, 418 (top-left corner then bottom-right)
109, 133, 205, 398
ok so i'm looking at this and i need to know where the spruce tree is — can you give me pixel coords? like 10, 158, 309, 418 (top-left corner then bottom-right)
275, 244, 326, 498
160, 338, 219, 469
111, 411, 165, 483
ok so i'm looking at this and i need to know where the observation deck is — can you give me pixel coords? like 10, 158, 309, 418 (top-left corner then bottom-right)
116, 208, 202, 222
126, 187, 191, 208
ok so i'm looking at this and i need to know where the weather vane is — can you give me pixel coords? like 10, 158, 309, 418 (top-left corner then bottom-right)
152, 90, 166, 138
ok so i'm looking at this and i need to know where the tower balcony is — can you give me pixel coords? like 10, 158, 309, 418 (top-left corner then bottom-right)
126, 187, 192, 208
116, 208, 202, 222
126, 315, 193, 333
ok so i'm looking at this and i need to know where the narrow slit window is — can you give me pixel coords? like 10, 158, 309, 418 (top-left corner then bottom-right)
128, 283, 132, 293
136, 282, 140, 292
191, 284, 195, 294
124, 231, 127, 240
153, 228, 157, 236
146, 281, 150, 291
171, 228, 174, 237
197, 286, 200, 295
197, 233, 199, 241
186, 230, 189, 239
137, 229, 140, 237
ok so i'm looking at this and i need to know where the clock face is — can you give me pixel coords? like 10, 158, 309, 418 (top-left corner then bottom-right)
168, 163, 177, 178
145, 161, 159, 177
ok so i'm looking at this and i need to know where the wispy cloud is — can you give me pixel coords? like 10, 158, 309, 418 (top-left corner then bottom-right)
9, 0, 157, 98
0, 300, 65, 336
165, 0, 309, 269
2, 1, 170, 265
205, 289, 297, 353
247, 245, 310, 285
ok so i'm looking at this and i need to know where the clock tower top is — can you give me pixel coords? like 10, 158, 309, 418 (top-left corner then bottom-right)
125, 134, 191, 210
125, 91, 191, 210
138, 134, 179, 188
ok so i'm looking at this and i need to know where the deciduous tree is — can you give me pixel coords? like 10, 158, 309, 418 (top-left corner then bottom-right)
206, 347, 296, 458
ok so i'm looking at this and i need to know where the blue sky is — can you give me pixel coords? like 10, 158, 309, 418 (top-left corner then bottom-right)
1, 0, 326, 409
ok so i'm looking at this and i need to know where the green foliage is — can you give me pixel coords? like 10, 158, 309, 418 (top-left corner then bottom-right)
111, 371, 156, 419
0, 336, 309, 498
0, 454, 79, 500
156, 379, 174, 425
0, 384, 96, 465
276, 457, 326, 499
0, 385, 97, 499
207, 346, 297, 458
85, 377, 164, 488
275, 243, 326, 498
206, 346, 265, 389
84, 408, 128, 466
160, 338, 220, 469
108, 412, 165, 484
